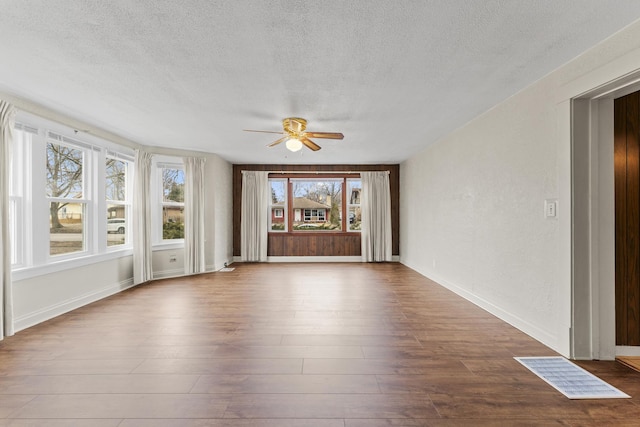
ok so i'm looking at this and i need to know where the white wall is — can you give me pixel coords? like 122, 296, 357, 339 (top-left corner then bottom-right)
401, 20, 640, 356
206, 154, 233, 271
13, 256, 134, 331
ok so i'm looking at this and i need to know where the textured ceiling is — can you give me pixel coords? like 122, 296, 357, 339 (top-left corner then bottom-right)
1, 1, 640, 164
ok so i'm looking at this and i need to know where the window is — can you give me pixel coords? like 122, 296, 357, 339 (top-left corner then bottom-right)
267, 176, 359, 233
347, 178, 362, 231
269, 179, 286, 231
292, 179, 342, 231
46, 140, 86, 256
161, 167, 185, 240
9, 113, 135, 279
106, 157, 130, 246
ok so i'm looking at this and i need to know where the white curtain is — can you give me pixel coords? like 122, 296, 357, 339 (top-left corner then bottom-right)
360, 171, 392, 262
240, 170, 269, 262
133, 149, 153, 284
0, 100, 15, 340
184, 157, 206, 274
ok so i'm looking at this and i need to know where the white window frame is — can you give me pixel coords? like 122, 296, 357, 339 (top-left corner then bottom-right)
10, 111, 135, 281
45, 136, 91, 260
105, 154, 133, 249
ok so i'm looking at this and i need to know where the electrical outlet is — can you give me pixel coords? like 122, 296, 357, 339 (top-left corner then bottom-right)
169, 254, 177, 263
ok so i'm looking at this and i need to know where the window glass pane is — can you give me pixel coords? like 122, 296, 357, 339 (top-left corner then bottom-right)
348, 205, 361, 231
163, 168, 184, 203
292, 180, 342, 231
107, 204, 127, 246
270, 180, 286, 231
347, 179, 362, 231
50, 202, 84, 256
348, 179, 361, 204
163, 206, 184, 239
46, 142, 83, 199
106, 158, 126, 201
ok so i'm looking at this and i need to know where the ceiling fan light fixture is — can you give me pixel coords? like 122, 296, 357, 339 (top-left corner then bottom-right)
286, 137, 303, 152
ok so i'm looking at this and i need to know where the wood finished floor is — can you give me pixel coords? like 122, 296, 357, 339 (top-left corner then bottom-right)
1, 263, 640, 426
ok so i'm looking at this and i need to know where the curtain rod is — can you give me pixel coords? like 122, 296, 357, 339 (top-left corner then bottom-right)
241, 170, 389, 175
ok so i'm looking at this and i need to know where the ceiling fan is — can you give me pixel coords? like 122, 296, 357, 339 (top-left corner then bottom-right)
244, 117, 344, 152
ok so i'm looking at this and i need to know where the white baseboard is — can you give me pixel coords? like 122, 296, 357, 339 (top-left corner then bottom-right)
616, 346, 640, 357
14, 278, 136, 332
153, 268, 185, 280
404, 263, 564, 357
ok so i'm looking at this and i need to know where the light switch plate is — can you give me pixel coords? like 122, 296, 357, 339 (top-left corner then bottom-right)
544, 199, 557, 218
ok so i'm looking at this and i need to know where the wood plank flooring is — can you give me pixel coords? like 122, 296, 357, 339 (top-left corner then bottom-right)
2, 262, 640, 425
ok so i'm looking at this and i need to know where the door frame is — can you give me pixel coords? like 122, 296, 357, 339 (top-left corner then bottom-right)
571, 71, 640, 360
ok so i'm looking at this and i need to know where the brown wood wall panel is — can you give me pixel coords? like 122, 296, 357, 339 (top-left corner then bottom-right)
615, 96, 628, 344
233, 164, 399, 258
615, 91, 640, 346
626, 92, 640, 345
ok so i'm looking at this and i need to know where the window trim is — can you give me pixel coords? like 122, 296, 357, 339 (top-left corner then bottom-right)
10, 111, 135, 278
105, 155, 132, 250
267, 174, 361, 234
269, 178, 287, 233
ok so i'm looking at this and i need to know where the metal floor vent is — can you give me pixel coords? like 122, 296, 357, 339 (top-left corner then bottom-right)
515, 356, 630, 399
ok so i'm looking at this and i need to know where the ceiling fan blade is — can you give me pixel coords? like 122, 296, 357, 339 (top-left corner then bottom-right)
300, 136, 321, 151
268, 136, 288, 147
303, 132, 344, 140
244, 129, 285, 134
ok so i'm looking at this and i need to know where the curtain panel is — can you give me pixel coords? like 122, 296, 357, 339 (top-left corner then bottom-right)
184, 157, 206, 274
360, 171, 392, 262
0, 100, 16, 340
133, 149, 153, 284
240, 170, 269, 262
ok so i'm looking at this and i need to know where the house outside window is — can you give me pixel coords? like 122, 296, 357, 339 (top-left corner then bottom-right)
266, 175, 363, 233
292, 179, 342, 231
347, 178, 362, 231
270, 179, 286, 231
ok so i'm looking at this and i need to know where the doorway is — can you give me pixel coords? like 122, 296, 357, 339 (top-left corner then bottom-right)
614, 91, 640, 346
571, 74, 640, 360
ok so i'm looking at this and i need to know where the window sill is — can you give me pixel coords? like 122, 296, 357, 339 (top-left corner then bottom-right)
12, 248, 134, 282
152, 241, 185, 251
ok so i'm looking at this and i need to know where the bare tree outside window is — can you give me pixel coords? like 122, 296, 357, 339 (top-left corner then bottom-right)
106, 158, 128, 246
46, 142, 85, 255
106, 159, 125, 201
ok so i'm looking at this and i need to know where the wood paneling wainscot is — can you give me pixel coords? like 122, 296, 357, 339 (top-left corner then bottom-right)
615, 91, 640, 346
233, 164, 400, 258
